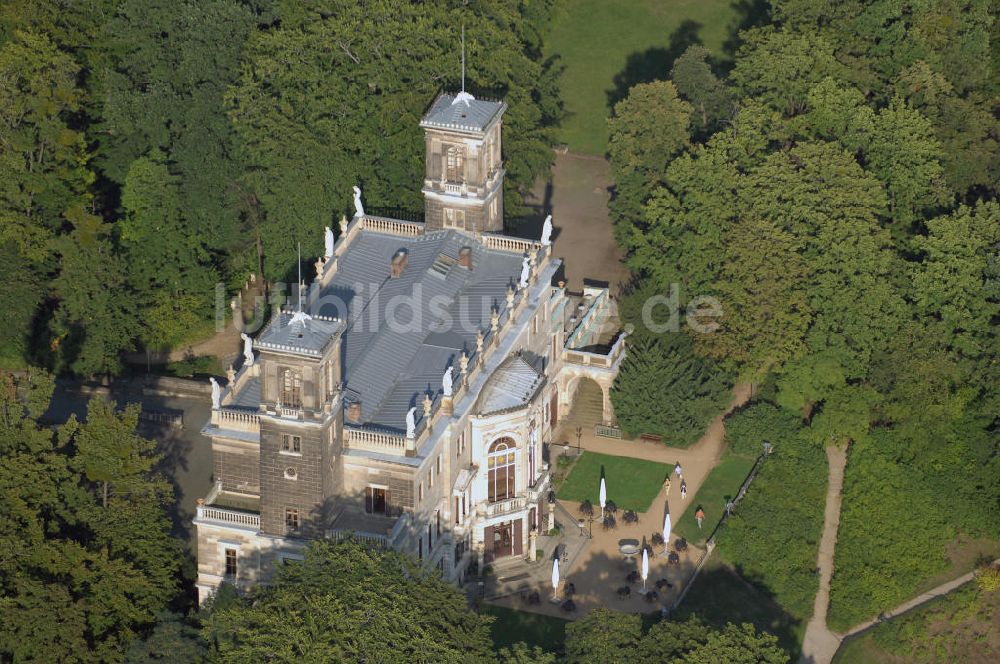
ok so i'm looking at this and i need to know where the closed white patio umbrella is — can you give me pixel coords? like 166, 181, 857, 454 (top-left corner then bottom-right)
599, 477, 607, 519
641, 546, 649, 593
662, 512, 671, 556
551, 558, 560, 600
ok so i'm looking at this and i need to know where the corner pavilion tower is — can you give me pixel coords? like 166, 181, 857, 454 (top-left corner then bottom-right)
420, 91, 506, 233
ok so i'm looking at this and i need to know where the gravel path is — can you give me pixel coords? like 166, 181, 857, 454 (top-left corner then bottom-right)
799, 445, 848, 664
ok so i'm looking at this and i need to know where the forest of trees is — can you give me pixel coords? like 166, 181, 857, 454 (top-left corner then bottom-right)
607, 0, 1000, 632
0, 0, 561, 375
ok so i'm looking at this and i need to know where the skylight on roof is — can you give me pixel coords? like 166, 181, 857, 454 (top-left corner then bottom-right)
429, 253, 457, 278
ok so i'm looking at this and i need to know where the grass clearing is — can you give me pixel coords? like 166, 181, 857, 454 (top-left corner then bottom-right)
674, 557, 803, 659
545, 0, 739, 154
556, 450, 670, 512
480, 604, 569, 654
833, 582, 1000, 664
673, 452, 756, 545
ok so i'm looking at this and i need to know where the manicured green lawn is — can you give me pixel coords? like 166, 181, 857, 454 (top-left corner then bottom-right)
673, 452, 756, 545
480, 604, 569, 653
545, 0, 738, 154
674, 557, 803, 658
556, 451, 670, 512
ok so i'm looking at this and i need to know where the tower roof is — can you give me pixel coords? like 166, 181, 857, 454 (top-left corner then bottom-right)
420, 92, 506, 134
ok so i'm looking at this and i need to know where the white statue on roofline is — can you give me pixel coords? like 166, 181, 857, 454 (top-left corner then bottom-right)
241, 332, 254, 367
210, 377, 221, 410
519, 255, 530, 289
540, 214, 553, 246
324, 226, 335, 259
405, 407, 416, 439
353, 185, 365, 217
442, 366, 454, 397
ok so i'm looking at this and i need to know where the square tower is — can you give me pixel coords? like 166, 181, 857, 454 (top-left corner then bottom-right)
420, 92, 507, 233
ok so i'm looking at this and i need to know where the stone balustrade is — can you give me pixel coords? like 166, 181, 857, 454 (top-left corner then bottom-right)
196, 504, 260, 530
484, 496, 526, 518
360, 215, 423, 237
212, 408, 261, 433
482, 233, 539, 255
345, 427, 414, 454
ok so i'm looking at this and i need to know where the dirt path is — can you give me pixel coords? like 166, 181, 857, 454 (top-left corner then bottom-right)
523, 152, 631, 293
799, 445, 848, 664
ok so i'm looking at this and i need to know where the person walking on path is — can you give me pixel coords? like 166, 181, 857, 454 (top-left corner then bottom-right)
680, 479, 687, 500
695, 507, 705, 529
663, 476, 672, 495
674, 462, 683, 479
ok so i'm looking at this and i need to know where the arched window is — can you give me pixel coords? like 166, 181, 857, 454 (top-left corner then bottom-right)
281, 369, 301, 408
487, 438, 516, 502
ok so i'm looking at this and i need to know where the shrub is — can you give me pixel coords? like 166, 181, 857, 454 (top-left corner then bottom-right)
715, 402, 826, 622
611, 332, 732, 446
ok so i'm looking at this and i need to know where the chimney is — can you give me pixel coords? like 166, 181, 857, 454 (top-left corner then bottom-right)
346, 401, 362, 423
458, 246, 473, 270
390, 250, 408, 278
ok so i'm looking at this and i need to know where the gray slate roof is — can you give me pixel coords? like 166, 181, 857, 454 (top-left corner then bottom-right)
317, 228, 525, 430
256, 311, 343, 357
420, 92, 506, 134
476, 354, 545, 415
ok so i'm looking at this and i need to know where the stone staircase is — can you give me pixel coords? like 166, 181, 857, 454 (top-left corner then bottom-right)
560, 378, 604, 431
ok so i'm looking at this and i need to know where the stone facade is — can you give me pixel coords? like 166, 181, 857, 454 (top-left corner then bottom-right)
193, 91, 623, 604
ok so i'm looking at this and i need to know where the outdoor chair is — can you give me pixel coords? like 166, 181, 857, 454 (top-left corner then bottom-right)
667, 552, 680, 565
565, 582, 576, 597
527, 591, 541, 605
644, 590, 659, 603
617, 586, 631, 600
655, 579, 673, 591
623, 510, 639, 524
626, 570, 640, 584
561, 599, 576, 613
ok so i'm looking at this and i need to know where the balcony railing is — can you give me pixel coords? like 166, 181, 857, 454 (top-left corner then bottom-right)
484, 496, 526, 518
526, 472, 550, 504
212, 408, 261, 433
563, 333, 626, 369
196, 504, 261, 530
345, 427, 415, 454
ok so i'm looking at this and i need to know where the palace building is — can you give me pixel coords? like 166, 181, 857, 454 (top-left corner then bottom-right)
194, 91, 625, 602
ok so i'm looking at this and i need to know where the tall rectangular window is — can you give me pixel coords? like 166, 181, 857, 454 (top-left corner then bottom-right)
445, 146, 464, 181
487, 438, 516, 503
366, 487, 388, 515
281, 369, 302, 407
224, 548, 237, 577
285, 508, 300, 531
436, 510, 441, 537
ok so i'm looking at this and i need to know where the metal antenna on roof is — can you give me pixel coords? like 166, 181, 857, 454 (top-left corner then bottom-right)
453, 23, 474, 106
290, 242, 312, 326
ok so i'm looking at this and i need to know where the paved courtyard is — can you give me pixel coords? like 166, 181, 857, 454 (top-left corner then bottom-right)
488, 383, 752, 618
